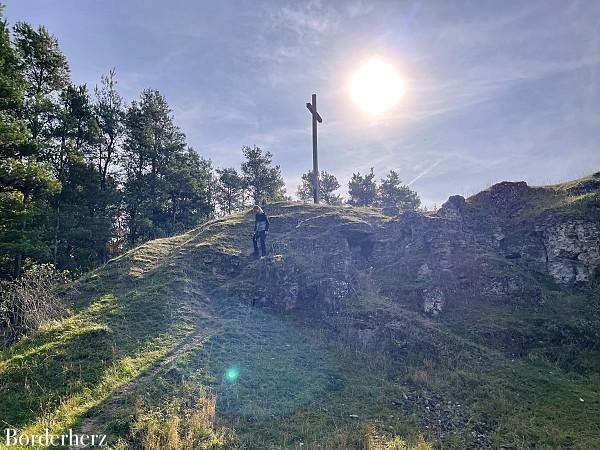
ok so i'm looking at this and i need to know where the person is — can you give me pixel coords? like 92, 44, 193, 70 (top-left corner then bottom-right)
252, 205, 270, 257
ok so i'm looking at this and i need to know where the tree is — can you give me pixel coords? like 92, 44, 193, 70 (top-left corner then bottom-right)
48, 84, 98, 265
297, 170, 342, 205
163, 149, 214, 234
216, 167, 244, 215
0, 160, 59, 278
0, 14, 60, 278
12, 22, 69, 142
123, 90, 214, 245
0, 11, 27, 154
83, 69, 125, 264
92, 69, 124, 191
11, 21, 75, 273
348, 168, 377, 206
377, 170, 421, 214
123, 89, 187, 245
240, 145, 285, 205
52, 160, 117, 271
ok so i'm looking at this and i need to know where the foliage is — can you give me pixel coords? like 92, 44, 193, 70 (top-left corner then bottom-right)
368, 433, 433, 450
113, 391, 238, 450
215, 167, 245, 215
0, 263, 69, 346
0, 13, 62, 278
347, 168, 421, 213
240, 145, 286, 205
122, 89, 214, 245
348, 168, 378, 206
377, 170, 420, 214
297, 169, 343, 205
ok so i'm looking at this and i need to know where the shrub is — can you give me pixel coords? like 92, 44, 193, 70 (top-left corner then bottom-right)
369, 434, 433, 450
0, 264, 69, 347
110, 389, 238, 450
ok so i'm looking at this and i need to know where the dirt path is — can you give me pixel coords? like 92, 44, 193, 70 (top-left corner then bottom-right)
69, 329, 208, 449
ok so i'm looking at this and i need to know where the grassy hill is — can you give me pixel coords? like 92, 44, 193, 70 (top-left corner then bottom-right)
1, 174, 600, 449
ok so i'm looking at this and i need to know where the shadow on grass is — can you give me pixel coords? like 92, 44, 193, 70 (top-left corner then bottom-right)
0, 257, 194, 433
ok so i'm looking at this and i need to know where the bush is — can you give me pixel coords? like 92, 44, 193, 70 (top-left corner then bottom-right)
110, 390, 238, 450
369, 434, 433, 450
0, 264, 69, 347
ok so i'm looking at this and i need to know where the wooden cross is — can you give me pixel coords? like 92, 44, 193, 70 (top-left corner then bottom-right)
306, 93, 323, 204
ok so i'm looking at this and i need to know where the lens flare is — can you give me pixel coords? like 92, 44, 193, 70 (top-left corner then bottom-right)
225, 367, 239, 383
350, 60, 404, 113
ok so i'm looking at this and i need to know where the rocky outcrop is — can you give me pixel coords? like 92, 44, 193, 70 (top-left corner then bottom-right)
537, 218, 600, 283
438, 195, 466, 221
212, 175, 600, 327
469, 181, 532, 218
422, 287, 445, 316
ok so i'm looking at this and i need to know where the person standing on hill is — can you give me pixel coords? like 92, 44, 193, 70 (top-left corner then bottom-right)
252, 205, 270, 257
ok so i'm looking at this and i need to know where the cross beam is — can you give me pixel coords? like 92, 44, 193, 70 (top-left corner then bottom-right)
306, 93, 323, 204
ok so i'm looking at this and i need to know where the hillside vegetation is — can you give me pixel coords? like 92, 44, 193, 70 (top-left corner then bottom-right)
1, 174, 600, 449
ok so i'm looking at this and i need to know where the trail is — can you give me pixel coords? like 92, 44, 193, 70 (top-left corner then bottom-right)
69, 328, 209, 449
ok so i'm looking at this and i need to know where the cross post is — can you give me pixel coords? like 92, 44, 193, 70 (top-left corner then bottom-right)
306, 93, 323, 204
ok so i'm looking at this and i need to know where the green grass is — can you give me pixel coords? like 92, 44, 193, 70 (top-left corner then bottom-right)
1, 197, 599, 449
466, 171, 600, 221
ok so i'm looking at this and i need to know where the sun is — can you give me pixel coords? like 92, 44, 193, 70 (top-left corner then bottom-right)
350, 60, 404, 113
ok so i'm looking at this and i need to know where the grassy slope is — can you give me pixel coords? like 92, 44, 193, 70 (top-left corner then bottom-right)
1, 176, 599, 449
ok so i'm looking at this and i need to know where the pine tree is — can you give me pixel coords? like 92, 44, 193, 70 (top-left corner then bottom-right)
240, 145, 285, 205
12, 22, 70, 142
296, 170, 342, 205
89, 69, 124, 263
0, 14, 60, 277
216, 167, 244, 215
377, 170, 421, 215
92, 69, 124, 191
123, 90, 213, 245
348, 168, 377, 206
163, 149, 214, 234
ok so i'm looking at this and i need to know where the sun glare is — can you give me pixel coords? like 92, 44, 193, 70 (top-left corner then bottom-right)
350, 60, 404, 113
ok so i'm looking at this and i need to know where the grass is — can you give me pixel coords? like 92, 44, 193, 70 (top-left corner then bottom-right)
0, 229, 202, 448
1, 192, 599, 449
109, 387, 237, 450
467, 171, 600, 221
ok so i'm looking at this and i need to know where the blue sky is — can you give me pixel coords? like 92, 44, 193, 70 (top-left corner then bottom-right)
5, 0, 600, 206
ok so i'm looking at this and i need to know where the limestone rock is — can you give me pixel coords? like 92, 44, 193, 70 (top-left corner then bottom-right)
438, 195, 466, 221
538, 218, 600, 283
422, 287, 445, 316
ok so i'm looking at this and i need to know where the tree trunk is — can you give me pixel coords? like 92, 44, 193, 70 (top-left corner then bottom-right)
14, 213, 26, 278
53, 203, 60, 264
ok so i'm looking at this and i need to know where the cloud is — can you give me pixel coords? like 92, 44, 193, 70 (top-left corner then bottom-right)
407, 158, 446, 186
266, 0, 341, 44
346, 0, 374, 18
173, 101, 258, 132
249, 0, 344, 71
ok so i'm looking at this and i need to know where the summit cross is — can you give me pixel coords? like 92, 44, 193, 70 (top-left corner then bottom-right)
306, 93, 323, 204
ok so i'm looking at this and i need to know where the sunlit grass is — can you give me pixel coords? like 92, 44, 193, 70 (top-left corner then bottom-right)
1, 198, 599, 449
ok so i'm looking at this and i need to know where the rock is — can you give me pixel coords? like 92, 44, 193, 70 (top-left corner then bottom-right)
438, 195, 466, 221
538, 218, 600, 283
422, 287, 445, 316
469, 181, 530, 218
416, 263, 432, 281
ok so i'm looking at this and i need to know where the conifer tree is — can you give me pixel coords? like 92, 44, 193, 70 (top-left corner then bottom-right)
240, 145, 286, 205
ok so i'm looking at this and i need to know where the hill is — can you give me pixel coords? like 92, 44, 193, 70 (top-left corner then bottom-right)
1, 173, 600, 449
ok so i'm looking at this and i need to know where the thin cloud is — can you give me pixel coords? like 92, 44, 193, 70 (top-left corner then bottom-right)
407, 158, 447, 186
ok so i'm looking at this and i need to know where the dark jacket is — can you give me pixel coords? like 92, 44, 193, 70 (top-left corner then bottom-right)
254, 212, 270, 232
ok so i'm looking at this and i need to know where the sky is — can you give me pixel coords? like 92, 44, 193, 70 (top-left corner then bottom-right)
4, 0, 600, 206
